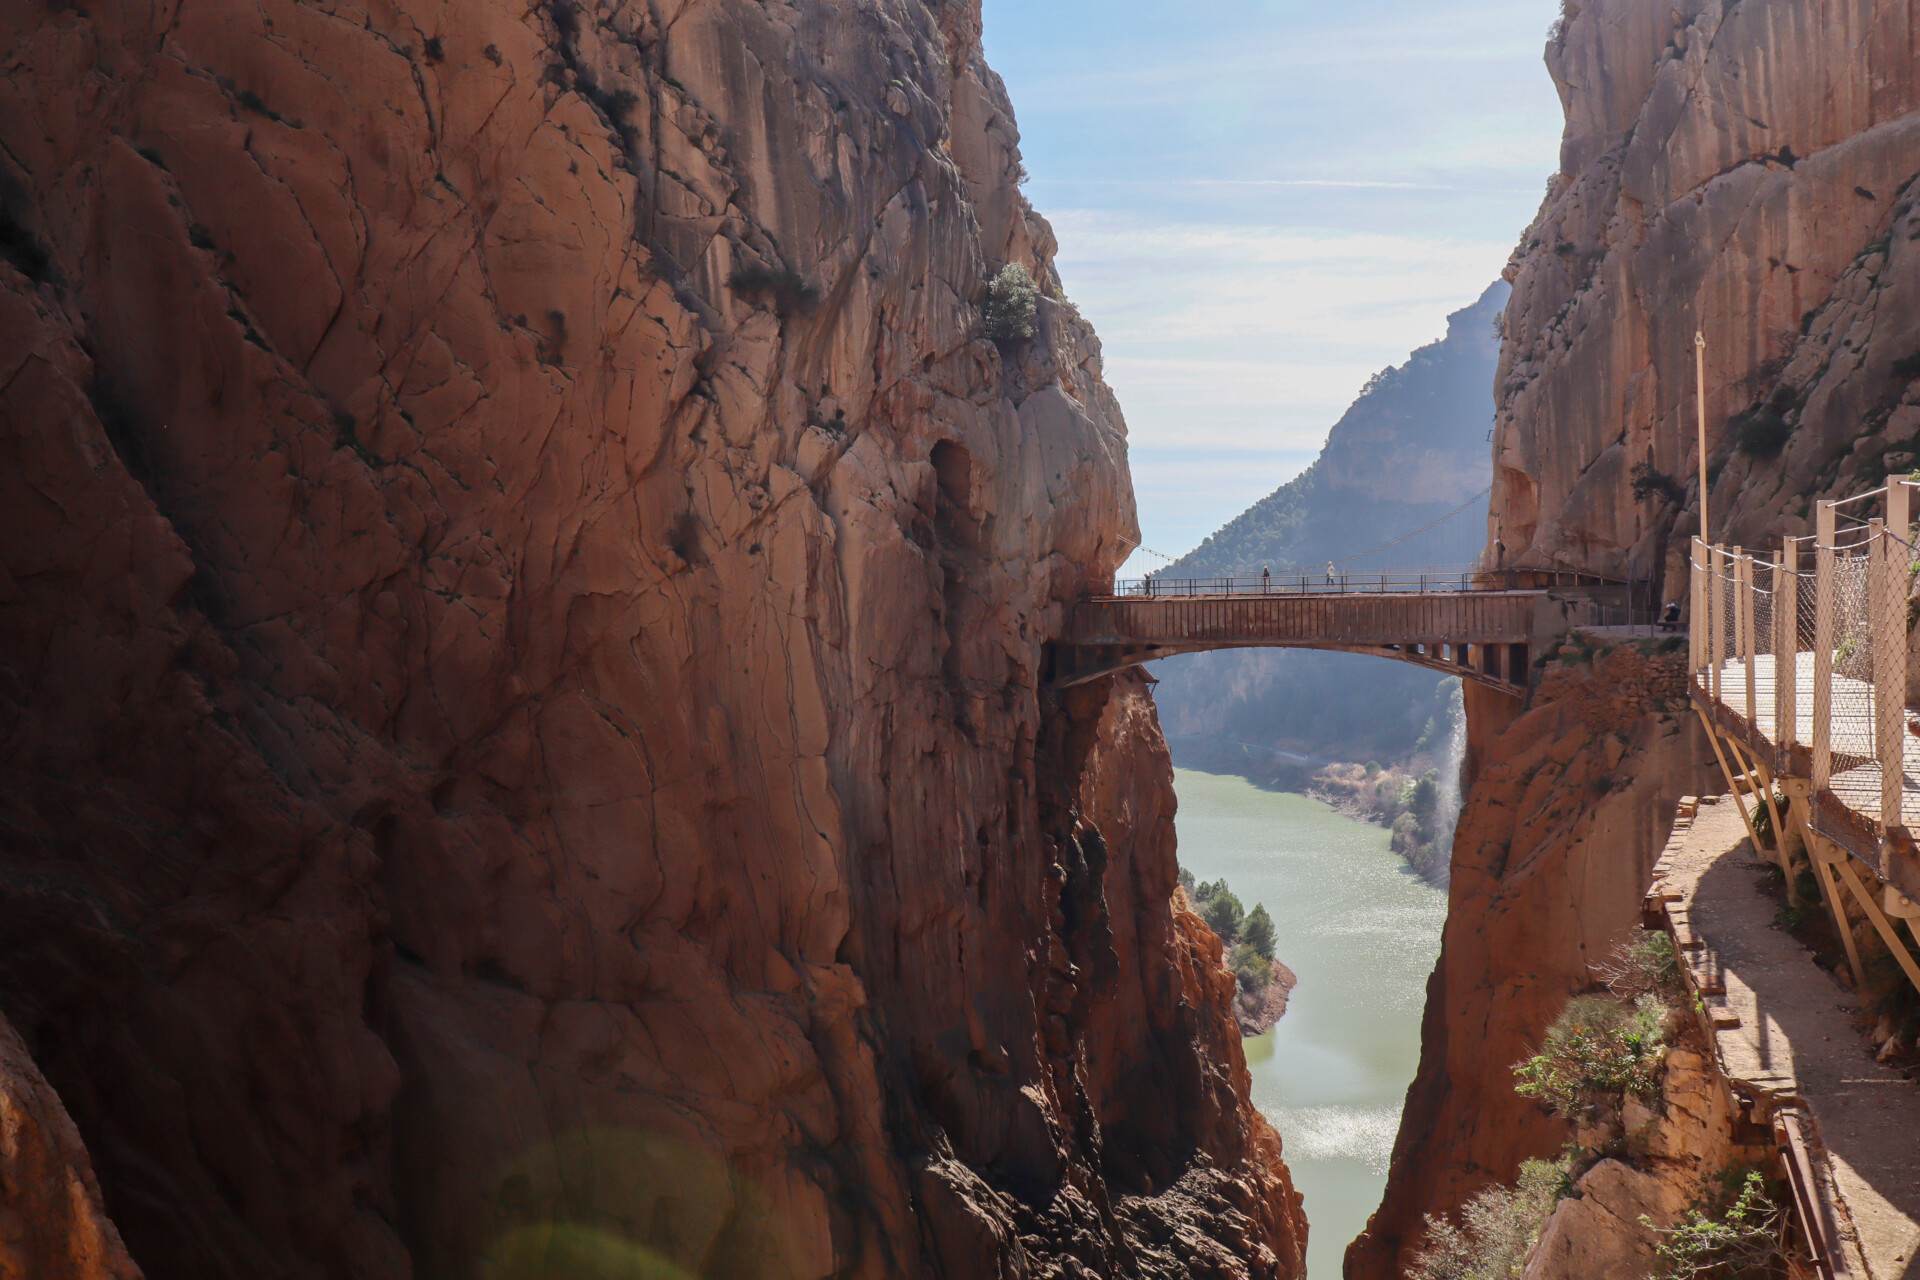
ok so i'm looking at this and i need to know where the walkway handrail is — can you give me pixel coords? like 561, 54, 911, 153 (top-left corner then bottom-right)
1690, 479, 1919, 849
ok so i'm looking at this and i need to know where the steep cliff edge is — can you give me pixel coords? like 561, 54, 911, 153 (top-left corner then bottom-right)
1349, 651, 1718, 1278
1489, 0, 1920, 581
1353, 0, 1920, 1272
0, 1, 1301, 1277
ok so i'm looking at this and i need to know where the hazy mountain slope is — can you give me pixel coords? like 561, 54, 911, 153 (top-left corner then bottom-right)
1150, 283, 1505, 784
1166, 281, 1507, 581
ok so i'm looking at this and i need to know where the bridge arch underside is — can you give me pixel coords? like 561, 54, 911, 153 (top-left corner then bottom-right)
1049, 638, 1532, 695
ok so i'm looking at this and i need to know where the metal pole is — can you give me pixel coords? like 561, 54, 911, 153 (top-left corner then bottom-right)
1814, 502, 1835, 792
1873, 517, 1904, 839
1776, 544, 1795, 753
1695, 330, 1710, 544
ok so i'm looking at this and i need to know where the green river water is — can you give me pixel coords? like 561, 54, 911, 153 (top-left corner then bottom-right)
1172, 768, 1449, 1278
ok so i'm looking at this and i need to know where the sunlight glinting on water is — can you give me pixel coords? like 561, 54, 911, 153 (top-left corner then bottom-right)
1267, 1105, 1405, 1175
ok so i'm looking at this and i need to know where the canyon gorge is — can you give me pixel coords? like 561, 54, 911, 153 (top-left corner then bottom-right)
3, 0, 1920, 1277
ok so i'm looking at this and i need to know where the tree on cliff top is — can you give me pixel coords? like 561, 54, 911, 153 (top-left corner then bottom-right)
1242, 903, 1275, 961
1200, 889, 1244, 944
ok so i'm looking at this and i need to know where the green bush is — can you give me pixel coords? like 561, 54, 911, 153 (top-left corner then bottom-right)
1230, 943, 1272, 993
1402, 770, 1441, 820
1595, 928, 1681, 1000
727, 263, 817, 316
1412, 1156, 1571, 1280
1647, 1169, 1785, 1280
982, 262, 1038, 343
1241, 903, 1276, 961
1201, 890, 1245, 944
1512, 993, 1669, 1118
1631, 461, 1688, 505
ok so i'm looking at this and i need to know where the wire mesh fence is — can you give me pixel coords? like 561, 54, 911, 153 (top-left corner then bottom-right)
1692, 482, 1920, 833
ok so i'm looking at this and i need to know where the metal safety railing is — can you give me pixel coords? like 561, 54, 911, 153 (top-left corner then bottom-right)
1690, 480, 1919, 834
1112, 565, 1640, 600
1114, 566, 1481, 597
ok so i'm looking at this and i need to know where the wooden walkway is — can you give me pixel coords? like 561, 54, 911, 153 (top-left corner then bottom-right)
1689, 480, 1920, 1054
1649, 796, 1920, 1280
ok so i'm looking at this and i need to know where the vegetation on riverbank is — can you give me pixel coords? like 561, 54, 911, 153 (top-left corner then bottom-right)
1179, 868, 1296, 1035
1306, 681, 1463, 884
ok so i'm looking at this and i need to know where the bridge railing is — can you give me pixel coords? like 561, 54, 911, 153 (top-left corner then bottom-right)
1113, 568, 1480, 597
1108, 565, 1646, 602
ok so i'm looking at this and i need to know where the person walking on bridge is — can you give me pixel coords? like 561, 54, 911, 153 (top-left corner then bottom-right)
1324, 561, 1335, 588
1261, 566, 1270, 593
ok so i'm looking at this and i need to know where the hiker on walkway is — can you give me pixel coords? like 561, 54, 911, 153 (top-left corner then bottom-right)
1324, 562, 1335, 587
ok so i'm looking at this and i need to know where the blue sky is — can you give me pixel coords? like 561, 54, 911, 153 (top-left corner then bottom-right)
979, 0, 1565, 576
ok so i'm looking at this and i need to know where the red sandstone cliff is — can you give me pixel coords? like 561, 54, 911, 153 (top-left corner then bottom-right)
1489, 0, 1920, 581
0, 1, 1302, 1276
1352, 0, 1920, 1273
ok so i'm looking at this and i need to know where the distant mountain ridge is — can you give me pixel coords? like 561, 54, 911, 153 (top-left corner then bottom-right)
1149, 281, 1506, 878
1166, 280, 1507, 578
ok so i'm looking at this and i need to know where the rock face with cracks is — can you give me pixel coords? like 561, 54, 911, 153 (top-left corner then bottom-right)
0, 0, 1302, 1277
1487, 0, 1920, 589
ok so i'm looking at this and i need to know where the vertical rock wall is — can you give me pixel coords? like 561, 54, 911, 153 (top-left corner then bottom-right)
1489, 0, 1920, 583
0, 0, 1301, 1276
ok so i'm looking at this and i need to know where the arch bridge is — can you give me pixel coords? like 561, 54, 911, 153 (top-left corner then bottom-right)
1048, 569, 1639, 693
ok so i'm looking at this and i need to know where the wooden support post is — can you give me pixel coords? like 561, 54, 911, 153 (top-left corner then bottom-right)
1778, 541, 1799, 754
1781, 779, 1817, 908
1828, 850, 1920, 998
1739, 549, 1757, 726
1691, 537, 1707, 677
1726, 735, 1790, 875
1697, 706, 1767, 857
1808, 836, 1869, 993
1814, 504, 1836, 792
1873, 518, 1905, 840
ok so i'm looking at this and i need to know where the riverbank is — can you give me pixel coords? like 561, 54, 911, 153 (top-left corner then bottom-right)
1236, 958, 1298, 1035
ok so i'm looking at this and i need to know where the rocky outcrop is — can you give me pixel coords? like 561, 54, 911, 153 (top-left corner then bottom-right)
0, 0, 1301, 1276
1348, 646, 1718, 1277
1489, 0, 1920, 584
0, 1009, 142, 1280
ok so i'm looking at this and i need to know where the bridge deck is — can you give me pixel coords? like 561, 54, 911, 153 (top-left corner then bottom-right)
1068, 589, 1547, 648
1050, 587, 1582, 690
1703, 651, 1920, 833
